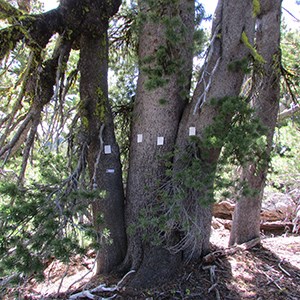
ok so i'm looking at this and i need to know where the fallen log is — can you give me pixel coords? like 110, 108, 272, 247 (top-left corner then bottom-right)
219, 219, 294, 234
260, 221, 294, 233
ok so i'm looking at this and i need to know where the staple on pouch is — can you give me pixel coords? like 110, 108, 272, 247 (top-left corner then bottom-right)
106, 169, 115, 174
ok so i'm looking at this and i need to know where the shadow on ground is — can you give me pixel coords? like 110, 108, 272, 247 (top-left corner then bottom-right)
217, 243, 300, 300
4, 235, 300, 299
113, 237, 300, 299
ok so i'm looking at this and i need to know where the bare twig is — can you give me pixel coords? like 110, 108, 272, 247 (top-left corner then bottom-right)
281, 65, 298, 105
207, 282, 218, 293
18, 113, 41, 185
0, 273, 20, 287
43, 38, 72, 148
0, 51, 35, 151
193, 24, 221, 114
57, 263, 71, 294
67, 257, 97, 291
263, 271, 283, 290
278, 260, 291, 277
0, 111, 33, 162
282, 7, 300, 22
204, 265, 221, 300
193, 57, 221, 114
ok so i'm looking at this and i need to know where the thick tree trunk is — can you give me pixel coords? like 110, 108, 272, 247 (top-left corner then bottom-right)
173, 0, 255, 260
229, 0, 282, 246
78, 6, 126, 274
124, 0, 194, 287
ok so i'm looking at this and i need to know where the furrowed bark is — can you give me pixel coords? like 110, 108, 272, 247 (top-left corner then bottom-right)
124, 0, 194, 288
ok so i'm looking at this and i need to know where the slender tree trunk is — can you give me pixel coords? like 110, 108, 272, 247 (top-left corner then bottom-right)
124, 0, 194, 287
173, 0, 255, 260
229, 0, 282, 246
79, 4, 126, 274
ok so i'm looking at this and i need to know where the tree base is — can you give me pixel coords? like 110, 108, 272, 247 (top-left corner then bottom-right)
128, 246, 182, 289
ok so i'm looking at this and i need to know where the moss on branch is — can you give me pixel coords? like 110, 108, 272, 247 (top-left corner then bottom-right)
0, 9, 62, 62
0, 26, 23, 61
252, 0, 261, 17
0, 0, 23, 21
241, 31, 265, 64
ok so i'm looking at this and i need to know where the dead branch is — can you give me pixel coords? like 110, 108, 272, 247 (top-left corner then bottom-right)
0, 51, 36, 150
282, 7, 300, 22
278, 104, 300, 122
0, 273, 21, 289
206, 265, 221, 300
263, 271, 284, 291
67, 257, 97, 292
18, 114, 40, 185
68, 270, 136, 300
281, 65, 298, 105
203, 237, 260, 264
41, 41, 73, 149
57, 263, 71, 294
278, 260, 291, 277
193, 24, 221, 114
0, 111, 34, 160
1, 37, 73, 184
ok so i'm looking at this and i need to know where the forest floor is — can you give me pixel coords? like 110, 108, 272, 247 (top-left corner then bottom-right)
4, 223, 300, 300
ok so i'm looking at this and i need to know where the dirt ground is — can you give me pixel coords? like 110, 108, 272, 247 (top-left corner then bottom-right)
3, 225, 300, 300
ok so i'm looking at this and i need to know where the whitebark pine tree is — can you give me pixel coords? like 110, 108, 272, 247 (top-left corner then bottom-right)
0, 0, 282, 288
